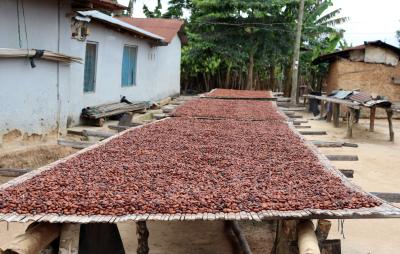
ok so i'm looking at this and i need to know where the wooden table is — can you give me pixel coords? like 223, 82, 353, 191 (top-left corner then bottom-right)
306, 95, 394, 141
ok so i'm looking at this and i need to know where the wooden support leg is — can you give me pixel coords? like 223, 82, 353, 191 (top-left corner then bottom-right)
320, 101, 325, 119
315, 220, 331, 249
226, 221, 252, 254
297, 220, 321, 254
273, 220, 298, 254
326, 103, 333, 122
136, 221, 149, 254
386, 109, 394, 142
332, 103, 340, 128
59, 224, 81, 254
369, 107, 376, 132
346, 108, 355, 139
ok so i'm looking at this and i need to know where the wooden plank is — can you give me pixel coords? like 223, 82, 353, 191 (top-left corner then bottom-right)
371, 192, 400, 203
346, 108, 355, 139
290, 115, 303, 119
0, 168, 31, 177
226, 221, 253, 254
294, 126, 311, 129
299, 131, 327, 135
325, 155, 358, 161
58, 139, 96, 149
292, 120, 308, 124
82, 130, 114, 138
58, 224, 80, 254
118, 113, 133, 126
339, 169, 354, 178
312, 141, 343, 147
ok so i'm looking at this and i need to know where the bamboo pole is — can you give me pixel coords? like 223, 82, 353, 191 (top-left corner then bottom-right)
297, 220, 320, 254
136, 221, 149, 254
0, 223, 61, 254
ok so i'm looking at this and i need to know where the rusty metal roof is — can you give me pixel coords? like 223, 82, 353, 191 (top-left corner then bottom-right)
312, 40, 400, 65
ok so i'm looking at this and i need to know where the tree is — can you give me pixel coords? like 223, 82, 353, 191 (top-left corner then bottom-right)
143, 0, 163, 18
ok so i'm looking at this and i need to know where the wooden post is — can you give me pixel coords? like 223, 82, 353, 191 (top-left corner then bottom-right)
273, 220, 298, 254
386, 109, 394, 142
226, 221, 253, 254
369, 107, 376, 132
59, 224, 81, 254
315, 219, 331, 247
136, 221, 149, 254
320, 101, 325, 118
297, 220, 320, 254
332, 103, 340, 128
0, 223, 61, 254
346, 108, 355, 138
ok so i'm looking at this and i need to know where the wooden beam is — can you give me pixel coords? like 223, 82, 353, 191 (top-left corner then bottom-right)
295, 126, 311, 129
371, 192, 400, 203
325, 155, 358, 161
81, 130, 114, 138
0, 168, 31, 177
292, 120, 308, 124
136, 221, 149, 254
299, 131, 327, 135
290, 115, 303, 119
339, 169, 354, 178
58, 139, 95, 149
0, 223, 61, 254
226, 221, 253, 254
297, 220, 321, 254
369, 107, 376, 132
306, 95, 360, 109
59, 224, 81, 254
315, 219, 331, 249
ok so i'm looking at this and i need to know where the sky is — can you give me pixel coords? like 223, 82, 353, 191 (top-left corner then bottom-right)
119, 0, 400, 47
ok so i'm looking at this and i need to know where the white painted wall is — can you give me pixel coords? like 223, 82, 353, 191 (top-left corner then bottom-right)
365, 46, 399, 66
67, 22, 181, 125
0, 0, 182, 142
0, 0, 72, 142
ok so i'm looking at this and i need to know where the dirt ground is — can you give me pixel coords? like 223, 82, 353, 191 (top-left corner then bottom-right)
0, 110, 399, 253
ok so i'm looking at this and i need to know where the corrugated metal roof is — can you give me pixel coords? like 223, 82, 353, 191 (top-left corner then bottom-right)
77, 11, 167, 45
118, 17, 185, 44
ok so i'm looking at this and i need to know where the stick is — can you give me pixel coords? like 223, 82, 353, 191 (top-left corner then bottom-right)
315, 219, 331, 250
325, 155, 358, 161
297, 220, 321, 254
369, 107, 376, 132
0, 223, 61, 254
346, 108, 355, 138
332, 103, 340, 128
136, 221, 149, 254
386, 109, 394, 142
59, 224, 80, 254
226, 221, 253, 254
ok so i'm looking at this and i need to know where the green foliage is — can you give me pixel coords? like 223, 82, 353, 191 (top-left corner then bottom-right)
158, 0, 348, 93
143, 0, 163, 18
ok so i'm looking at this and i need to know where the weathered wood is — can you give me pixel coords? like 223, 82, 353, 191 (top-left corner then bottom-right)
325, 155, 358, 161
0, 223, 61, 254
289, 240, 341, 254
306, 95, 360, 109
109, 123, 142, 132
369, 107, 376, 132
332, 103, 340, 128
58, 139, 95, 149
290, 115, 303, 119
339, 169, 354, 178
346, 108, 355, 138
281, 107, 306, 112
0, 168, 31, 177
299, 131, 327, 135
59, 224, 80, 254
273, 220, 298, 254
226, 221, 252, 254
320, 101, 326, 118
312, 141, 343, 148
82, 130, 114, 138
386, 109, 394, 142
294, 126, 311, 129
371, 192, 400, 203
118, 113, 133, 127
297, 220, 320, 254
315, 219, 331, 244
292, 120, 308, 124
136, 221, 149, 254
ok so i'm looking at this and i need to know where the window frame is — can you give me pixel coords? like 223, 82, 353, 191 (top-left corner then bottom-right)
121, 44, 138, 87
83, 41, 99, 93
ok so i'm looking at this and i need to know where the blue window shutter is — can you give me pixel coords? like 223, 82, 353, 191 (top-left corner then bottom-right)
121, 46, 137, 87
83, 43, 97, 92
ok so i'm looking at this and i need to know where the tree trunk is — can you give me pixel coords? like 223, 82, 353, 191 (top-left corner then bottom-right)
283, 65, 292, 97
269, 65, 275, 91
225, 65, 232, 88
246, 51, 254, 90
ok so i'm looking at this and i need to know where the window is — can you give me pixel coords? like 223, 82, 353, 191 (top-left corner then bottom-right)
83, 42, 98, 93
121, 45, 137, 87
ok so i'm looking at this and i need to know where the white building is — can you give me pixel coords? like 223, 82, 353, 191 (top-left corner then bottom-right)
0, 0, 184, 144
